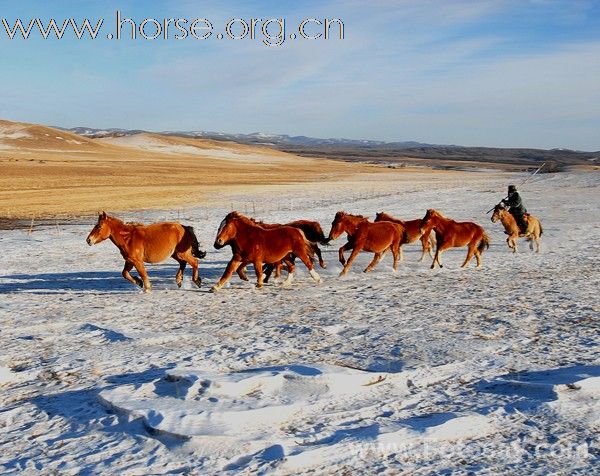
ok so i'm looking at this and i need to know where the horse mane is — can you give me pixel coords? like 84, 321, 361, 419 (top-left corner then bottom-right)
336, 211, 368, 221
228, 212, 258, 227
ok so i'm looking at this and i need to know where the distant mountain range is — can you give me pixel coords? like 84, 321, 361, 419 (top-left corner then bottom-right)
60, 126, 599, 171
60, 126, 436, 148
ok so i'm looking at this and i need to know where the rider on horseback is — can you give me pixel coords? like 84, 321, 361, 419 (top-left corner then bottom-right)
501, 185, 528, 233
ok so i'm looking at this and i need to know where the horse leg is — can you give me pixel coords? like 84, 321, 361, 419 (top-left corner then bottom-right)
174, 257, 186, 287
185, 253, 201, 288
281, 259, 296, 287
211, 258, 242, 292
431, 248, 441, 269
254, 259, 266, 288
431, 240, 450, 269
263, 263, 276, 283
339, 242, 355, 266
274, 262, 282, 279
315, 245, 326, 269
237, 264, 250, 281
392, 241, 401, 272
295, 248, 321, 283
364, 253, 382, 273
340, 247, 362, 276
510, 233, 519, 253
461, 244, 477, 268
418, 237, 427, 262
428, 234, 436, 258
122, 261, 143, 288
132, 260, 151, 293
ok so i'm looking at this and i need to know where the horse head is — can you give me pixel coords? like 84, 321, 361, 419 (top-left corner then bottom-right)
374, 212, 387, 222
491, 204, 505, 223
420, 209, 440, 234
86, 211, 111, 246
214, 212, 240, 249
327, 211, 348, 242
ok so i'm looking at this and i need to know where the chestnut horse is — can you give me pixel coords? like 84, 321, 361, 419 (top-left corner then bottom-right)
374, 212, 436, 261
420, 209, 489, 269
212, 212, 322, 291
86, 212, 206, 292
327, 212, 404, 276
491, 205, 543, 253
238, 219, 328, 281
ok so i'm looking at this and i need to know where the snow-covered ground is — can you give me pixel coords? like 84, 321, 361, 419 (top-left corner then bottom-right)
0, 171, 598, 474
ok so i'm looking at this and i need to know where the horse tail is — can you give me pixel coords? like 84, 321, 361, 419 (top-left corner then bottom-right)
184, 226, 206, 259
478, 232, 490, 253
538, 221, 543, 237
298, 231, 316, 264
402, 227, 409, 245
314, 223, 329, 246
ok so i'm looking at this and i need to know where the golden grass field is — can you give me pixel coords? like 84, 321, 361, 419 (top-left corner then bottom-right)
0, 119, 397, 219
1, 119, 517, 221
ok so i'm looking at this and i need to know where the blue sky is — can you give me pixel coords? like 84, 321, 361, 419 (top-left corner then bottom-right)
1, 0, 599, 150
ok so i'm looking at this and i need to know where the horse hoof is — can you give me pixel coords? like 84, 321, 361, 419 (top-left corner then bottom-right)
210, 286, 219, 293
143, 288, 152, 294
192, 278, 202, 288
176, 281, 182, 288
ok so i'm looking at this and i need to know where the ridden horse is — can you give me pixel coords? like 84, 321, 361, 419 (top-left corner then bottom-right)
374, 212, 436, 261
238, 219, 328, 281
327, 212, 404, 276
420, 209, 489, 269
86, 212, 206, 292
491, 205, 543, 253
212, 212, 322, 291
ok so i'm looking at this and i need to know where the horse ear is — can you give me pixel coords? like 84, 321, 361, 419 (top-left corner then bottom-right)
100, 211, 107, 219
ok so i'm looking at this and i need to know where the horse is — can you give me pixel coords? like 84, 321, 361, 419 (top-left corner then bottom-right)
374, 212, 436, 261
327, 211, 404, 276
86, 212, 206, 292
419, 209, 489, 269
491, 204, 543, 253
212, 212, 322, 291
237, 218, 328, 282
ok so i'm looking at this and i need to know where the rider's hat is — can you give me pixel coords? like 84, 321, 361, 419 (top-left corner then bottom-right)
508, 184, 517, 193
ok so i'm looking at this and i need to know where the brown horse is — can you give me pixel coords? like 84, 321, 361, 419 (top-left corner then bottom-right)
420, 209, 489, 269
86, 212, 205, 292
212, 212, 322, 291
374, 212, 436, 261
238, 218, 328, 281
491, 205, 543, 253
327, 212, 404, 276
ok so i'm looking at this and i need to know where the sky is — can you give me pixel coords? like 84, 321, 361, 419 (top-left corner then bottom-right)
0, 0, 599, 150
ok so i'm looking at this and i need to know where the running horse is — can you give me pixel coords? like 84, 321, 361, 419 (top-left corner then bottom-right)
86, 212, 206, 292
374, 212, 436, 261
212, 212, 322, 291
236, 219, 328, 282
491, 204, 543, 253
327, 211, 405, 276
420, 209, 489, 269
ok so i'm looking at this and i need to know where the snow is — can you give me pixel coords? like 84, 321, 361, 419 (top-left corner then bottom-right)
101, 134, 287, 162
0, 124, 31, 148
0, 171, 598, 474
0, 125, 31, 140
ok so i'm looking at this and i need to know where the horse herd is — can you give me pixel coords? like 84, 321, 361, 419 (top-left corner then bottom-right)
86, 207, 543, 293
